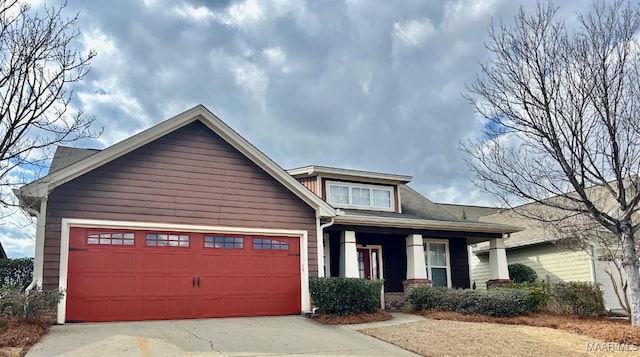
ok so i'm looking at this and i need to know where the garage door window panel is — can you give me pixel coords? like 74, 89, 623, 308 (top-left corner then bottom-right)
205, 236, 244, 249
253, 238, 289, 250
87, 232, 135, 245
146, 233, 190, 247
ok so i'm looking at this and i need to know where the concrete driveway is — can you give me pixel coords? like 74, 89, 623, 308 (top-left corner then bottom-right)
26, 315, 419, 356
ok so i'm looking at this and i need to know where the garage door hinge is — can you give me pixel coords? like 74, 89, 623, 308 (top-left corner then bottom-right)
69, 248, 89, 252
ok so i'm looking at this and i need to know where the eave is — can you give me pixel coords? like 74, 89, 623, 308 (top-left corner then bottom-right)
334, 214, 522, 234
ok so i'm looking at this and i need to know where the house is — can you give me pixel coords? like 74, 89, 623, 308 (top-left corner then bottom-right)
440, 203, 627, 313
14, 105, 518, 323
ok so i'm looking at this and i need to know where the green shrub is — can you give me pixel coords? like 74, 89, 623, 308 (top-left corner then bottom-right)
550, 281, 605, 316
508, 263, 538, 283
507, 281, 550, 311
0, 257, 34, 290
408, 287, 533, 317
309, 277, 384, 316
0, 286, 64, 330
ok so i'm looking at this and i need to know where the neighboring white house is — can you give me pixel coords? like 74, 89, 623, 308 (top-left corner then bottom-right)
439, 203, 627, 313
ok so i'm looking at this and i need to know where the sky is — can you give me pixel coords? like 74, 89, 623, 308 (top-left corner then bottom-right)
1, 0, 591, 258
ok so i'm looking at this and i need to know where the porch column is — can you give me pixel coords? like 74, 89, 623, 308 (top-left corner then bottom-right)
323, 233, 331, 277
406, 234, 427, 280
339, 231, 359, 278
487, 235, 511, 287
403, 234, 430, 294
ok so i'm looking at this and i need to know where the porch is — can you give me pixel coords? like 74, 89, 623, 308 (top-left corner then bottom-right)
322, 226, 511, 310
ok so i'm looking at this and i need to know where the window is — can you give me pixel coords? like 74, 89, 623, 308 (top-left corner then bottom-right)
87, 232, 135, 245
253, 238, 289, 250
205, 236, 243, 249
146, 233, 190, 247
326, 181, 394, 211
423, 240, 450, 287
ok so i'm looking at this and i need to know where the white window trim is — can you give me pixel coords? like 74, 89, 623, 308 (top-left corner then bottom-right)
326, 180, 395, 212
423, 239, 452, 288
58, 218, 309, 324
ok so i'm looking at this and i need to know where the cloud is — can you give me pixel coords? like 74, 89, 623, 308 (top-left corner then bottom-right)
0, 212, 35, 258
392, 18, 437, 48
0, 0, 593, 258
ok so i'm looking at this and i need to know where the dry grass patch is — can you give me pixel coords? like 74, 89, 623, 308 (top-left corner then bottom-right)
362, 318, 635, 357
419, 310, 640, 344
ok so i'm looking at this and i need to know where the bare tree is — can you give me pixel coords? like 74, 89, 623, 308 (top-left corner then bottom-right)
463, 0, 640, 325
0, 0, 99, 210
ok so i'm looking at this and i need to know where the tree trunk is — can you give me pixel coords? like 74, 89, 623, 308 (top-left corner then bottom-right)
621, 223, 640, 326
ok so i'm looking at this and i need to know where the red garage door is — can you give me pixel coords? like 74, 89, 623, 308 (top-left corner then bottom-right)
66, 227, 301, 322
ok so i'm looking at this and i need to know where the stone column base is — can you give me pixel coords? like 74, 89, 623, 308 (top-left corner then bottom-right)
486, 279, 512, 289
402, 278, 431, 293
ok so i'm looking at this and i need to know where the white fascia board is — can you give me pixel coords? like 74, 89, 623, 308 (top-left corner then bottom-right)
334, 215, 522, 234
18, 105, 336, 218
472, 237, 554, 254
287, 165, 412, 184
196, 114, 335, 218
21, 106, 205, 198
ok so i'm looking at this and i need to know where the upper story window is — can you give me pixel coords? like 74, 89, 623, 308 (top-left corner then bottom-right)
326, 180, 394, 211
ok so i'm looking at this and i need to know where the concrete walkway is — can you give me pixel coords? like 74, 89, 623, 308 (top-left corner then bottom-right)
27, 315, 421, 356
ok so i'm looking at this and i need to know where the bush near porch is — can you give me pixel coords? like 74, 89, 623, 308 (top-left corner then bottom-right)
408, 281, 606, 318
408, 287, 533, 317
309, 277, 384, 316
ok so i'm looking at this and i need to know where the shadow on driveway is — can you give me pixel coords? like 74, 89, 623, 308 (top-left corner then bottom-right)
27, 315, 419, 356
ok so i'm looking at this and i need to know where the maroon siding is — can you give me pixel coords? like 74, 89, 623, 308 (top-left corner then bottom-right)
43, 120, 317, 290
296, 177, 318, 195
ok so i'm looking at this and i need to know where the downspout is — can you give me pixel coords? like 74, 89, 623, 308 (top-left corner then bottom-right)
317, 217, 335, 278
25, 196, 47, 293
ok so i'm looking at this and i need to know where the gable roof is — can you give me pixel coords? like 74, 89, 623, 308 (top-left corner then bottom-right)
16, 105, 336, 218
437, 203, 503, 221
48, 146, 100, 174
0, 240, 6, 259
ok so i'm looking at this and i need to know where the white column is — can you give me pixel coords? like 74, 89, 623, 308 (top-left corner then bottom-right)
489, 236, 510, 280
406, 234, 427, 280
32, 198, 47, 290
339, 231, 359, 278
323, 233, 331, 277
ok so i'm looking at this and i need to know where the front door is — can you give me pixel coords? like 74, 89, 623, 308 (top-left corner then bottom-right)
357, 247, 380, 280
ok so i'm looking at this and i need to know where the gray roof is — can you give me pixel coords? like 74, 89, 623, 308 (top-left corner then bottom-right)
437, 203, 503, 221
48, 146, 100, 174
400, 185, 462, 221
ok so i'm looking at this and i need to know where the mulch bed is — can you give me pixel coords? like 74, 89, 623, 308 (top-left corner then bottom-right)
312, 310, 393, 324
418, 310, 640, 344
0, 319, 51, 356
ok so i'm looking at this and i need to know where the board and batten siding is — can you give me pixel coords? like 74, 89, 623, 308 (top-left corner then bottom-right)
296, 177, 318, 195
470, 242, 592, 289
43, 120, 318, 290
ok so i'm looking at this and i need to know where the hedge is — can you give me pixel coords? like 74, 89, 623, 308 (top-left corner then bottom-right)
507, 281, 550, 311
309, 277, 384, 316
0, 257, 33, 290
0, 286, 64, 330
408, 287, 534, 317
549, 282, 605, 316
508, 263, 538, 283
